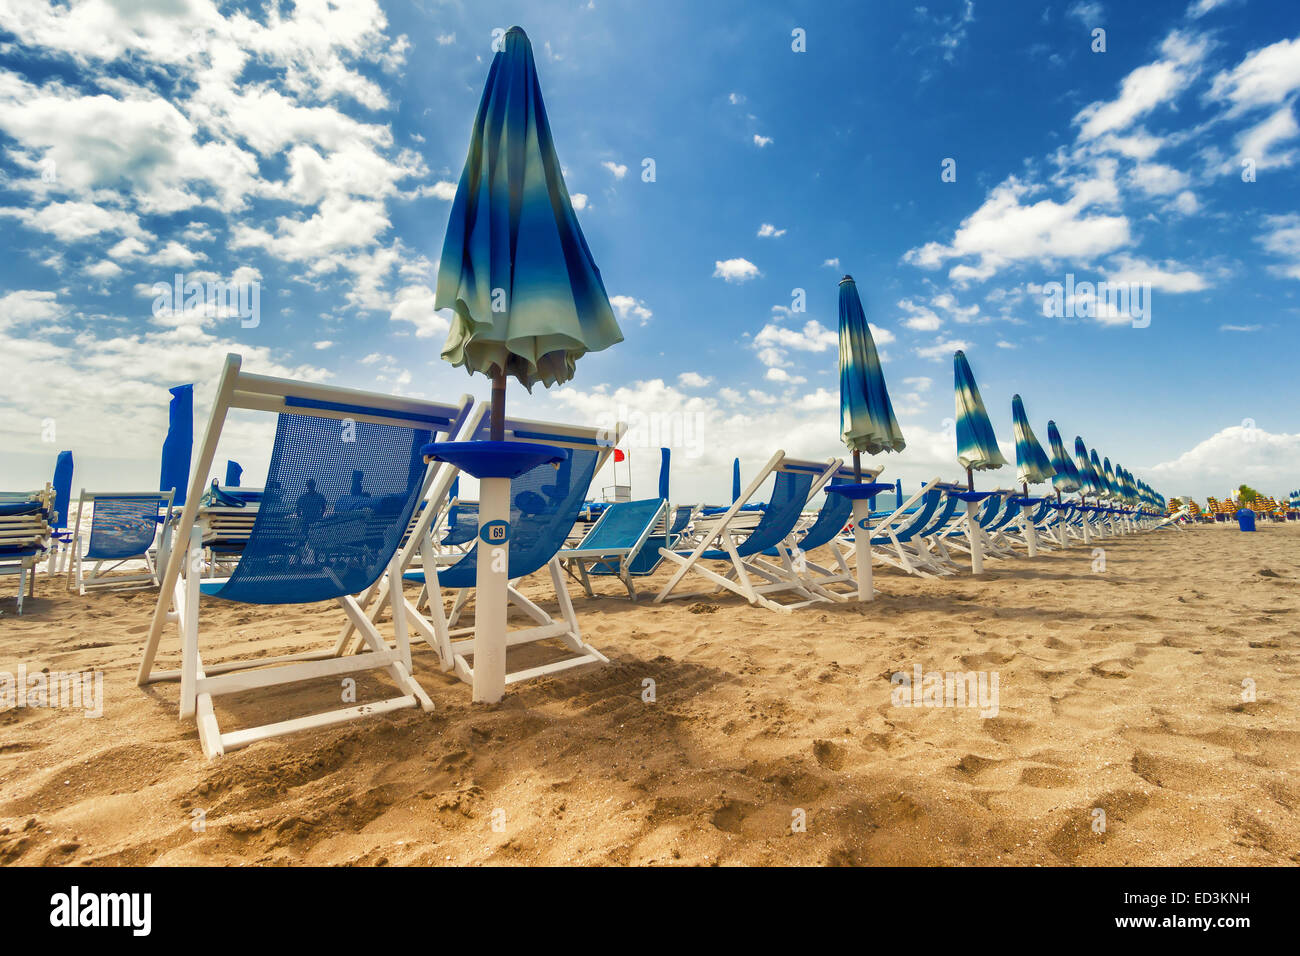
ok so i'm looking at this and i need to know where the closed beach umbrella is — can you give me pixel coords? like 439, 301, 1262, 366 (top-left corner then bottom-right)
436, 26, 623, 433
1045, 421, 1080, 547
831, 275, 905, 600
1091, 450, 1112, 500
954, 351, 1006, 474
1010, 395, 1054, 557
1074, 437, 1104, 497
732, 458, 741, 502
658, 448, 671, 502
427, 25, 623, 703
839, 276, 905, 460
51, 450, 73, 531
952, 351, 1005, 573
160, 384, 193, 507
225, 460, 243, 487
1011, 395, 1055, 486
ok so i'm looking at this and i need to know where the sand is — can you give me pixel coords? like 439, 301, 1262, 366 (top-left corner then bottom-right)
1, 522, 1298, 866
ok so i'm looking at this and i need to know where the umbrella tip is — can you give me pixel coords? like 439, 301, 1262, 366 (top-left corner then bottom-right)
839, 274, 853, 284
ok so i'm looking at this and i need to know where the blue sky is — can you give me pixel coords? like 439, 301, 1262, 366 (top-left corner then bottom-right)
2, 0, 1298, 504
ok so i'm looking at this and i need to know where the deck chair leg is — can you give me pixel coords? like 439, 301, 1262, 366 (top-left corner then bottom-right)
178, 526, 203, 721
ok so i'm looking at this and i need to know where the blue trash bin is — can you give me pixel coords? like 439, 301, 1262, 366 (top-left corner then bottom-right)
1236, 508, 1256, 532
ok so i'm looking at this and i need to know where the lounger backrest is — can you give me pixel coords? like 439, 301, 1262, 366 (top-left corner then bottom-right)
668, 505, 694, 536
793, 491, 852, 552
85, 494, 165, 560
213, 413, 433, 605
733, 469, 814, 557
575, 498, 664, 553
915, 491, 961, 537
875, 490, 943, 543
436, 449, 601, 586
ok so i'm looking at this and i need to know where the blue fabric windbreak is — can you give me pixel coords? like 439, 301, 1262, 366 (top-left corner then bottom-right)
85, 496, 164, 560
698, 470, 813, 560
437, 449, 599, 588
211, 414, 430, 605
225, 460, 243, 486
52, 450, 73, 530
160, 384, 193, 506
658, 448, 670, 501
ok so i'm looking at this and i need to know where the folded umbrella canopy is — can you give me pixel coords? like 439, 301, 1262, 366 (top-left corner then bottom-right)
1010, 395, 1055, 556
954, 351, 1006, 474
1011, 395, 1055, 486
1046, 421, 1081, 494
428, 25, 624, 704
952, 351, 1005, 574
436, 25, 623, 429
839, 277, 906, 460
831, 275, 905, 599
1074, 437, 1104, 497
1090, 449, 1112, 499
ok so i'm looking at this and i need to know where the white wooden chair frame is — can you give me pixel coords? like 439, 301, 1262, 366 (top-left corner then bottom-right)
136, 353, 473, 758
338, 409, 628, 691
653, 453, 842, 613
65, 489, 173, 595
773, 463, 884, 602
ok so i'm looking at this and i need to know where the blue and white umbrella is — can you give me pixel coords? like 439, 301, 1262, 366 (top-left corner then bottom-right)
1011, 395, 1055, 486
429, 26, 623, 703
954, 351, 1006, 474
1046, 421, 1081, 495
832, 275, 905, 600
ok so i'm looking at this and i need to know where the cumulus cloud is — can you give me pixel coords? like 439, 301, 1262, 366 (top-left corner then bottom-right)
713, 258, 761, 283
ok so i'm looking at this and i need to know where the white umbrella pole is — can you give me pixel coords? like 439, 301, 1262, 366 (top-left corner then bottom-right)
966, 467, 983, 575
1022, 482, 1038, 558
472, 475, 510, 703
852, 498, 873, 602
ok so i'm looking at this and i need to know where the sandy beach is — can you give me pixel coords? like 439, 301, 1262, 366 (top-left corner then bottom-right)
2, 521, 1296, 867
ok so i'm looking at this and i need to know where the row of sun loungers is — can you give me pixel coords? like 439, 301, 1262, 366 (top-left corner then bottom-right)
8, 356, 1172, 755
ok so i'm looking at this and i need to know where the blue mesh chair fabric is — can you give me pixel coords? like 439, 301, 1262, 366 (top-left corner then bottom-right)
697, 471, 813, 560
210, 414, 431, 605
85, 495, 164, 560
441, 503, 480, 546
573, 498, 665, 578
436, 449, 599, 589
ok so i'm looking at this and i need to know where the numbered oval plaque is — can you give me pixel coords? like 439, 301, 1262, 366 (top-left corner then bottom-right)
479, 519, 511, 545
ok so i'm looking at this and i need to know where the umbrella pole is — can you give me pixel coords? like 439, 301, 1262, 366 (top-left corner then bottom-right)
1056, 488, 1068, 549
966, 466, 983, 575
1021, 480, 1038, 558
475, 364, 510, 703
850, 450, 872, 602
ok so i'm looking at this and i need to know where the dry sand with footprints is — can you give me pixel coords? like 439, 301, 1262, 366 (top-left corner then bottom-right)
2, 522, 1297, 866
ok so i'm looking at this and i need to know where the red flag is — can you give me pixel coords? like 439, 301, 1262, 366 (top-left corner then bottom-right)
614, 448, 626, 462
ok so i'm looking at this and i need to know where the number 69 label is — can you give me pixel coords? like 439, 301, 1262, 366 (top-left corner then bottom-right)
480, 520, 511, 544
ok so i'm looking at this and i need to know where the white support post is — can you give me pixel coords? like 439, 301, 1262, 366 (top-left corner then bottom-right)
472, 475, 510, 704
851, 498, 873, 601
1023, 504, 1038, 558
967, 501, 984, 575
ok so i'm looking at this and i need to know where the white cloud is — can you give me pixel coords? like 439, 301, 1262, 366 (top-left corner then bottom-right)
430, 181, 458, 200
1208, 36, 1300, 113
437, 33, 456, 45
389, 284, 449, 338
996, 340, 1017, 349
915, 337, 970, 361
757, 223, 786, 238
1104, 254, 1209, 292
1235, 106, 1300, 171
0, 290, 63, 328
713, 257, 761, 283
1067, 2, 1105, 24
754, 319, 837, 355
728, 92, 745, 105
752, 134, 773, 148
609, 294, 653, 324
571, 193, 589, 211
0, 200, 144, 242
677, 372, 712, 388
314, 340, 334, 349
601, 160, 628, 179
1074, 31, 1208, 141
822, 258, 840, 269
1128, 162, 1190, 195
1220, 324, 1261, 332
765, 367, 806, 384
1148, 424, 1300, 497
1258, 214, 1300, 279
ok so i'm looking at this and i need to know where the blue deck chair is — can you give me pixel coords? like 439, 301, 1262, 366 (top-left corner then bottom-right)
392, 413, 627, 689
136, 354, 474, 758
65, 490, 173, 595
557, 497, 669, 599
654, 453, 841, 612
755, 462, 883, 601
855, 479, 955, 578
1, 493, 53, 614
